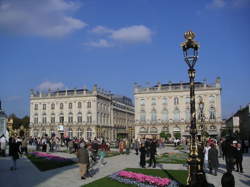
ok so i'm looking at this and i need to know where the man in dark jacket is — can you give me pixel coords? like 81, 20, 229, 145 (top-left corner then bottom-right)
77, 144, 89, 179
148, 139, 157, 168
208, 143, 219, 176
10, 137, 22, 170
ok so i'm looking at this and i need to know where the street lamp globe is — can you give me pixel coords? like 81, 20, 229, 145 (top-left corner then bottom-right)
181, 31, 199, 69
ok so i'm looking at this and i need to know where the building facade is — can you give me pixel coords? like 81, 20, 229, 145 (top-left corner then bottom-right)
134, 77, 223, 139
29, 85, 134, 141
225, 103, 250, 140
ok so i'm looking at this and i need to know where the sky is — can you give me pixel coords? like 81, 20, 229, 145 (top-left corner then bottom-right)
0, 0, 249, 119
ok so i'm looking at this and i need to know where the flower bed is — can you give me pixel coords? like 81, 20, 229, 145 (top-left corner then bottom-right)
109, 170, 179, 187
27, 152, 75, 171
30, 152, 72, 161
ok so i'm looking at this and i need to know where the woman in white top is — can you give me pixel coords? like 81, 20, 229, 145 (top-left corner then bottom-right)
204, 142, 211, 172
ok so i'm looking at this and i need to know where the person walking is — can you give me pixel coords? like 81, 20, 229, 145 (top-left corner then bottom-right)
148, 139, 157, 168
134, 139, 140, 155
139, 143, 146, 168
203, 142, 211, 172
9, 137, 22, 170
235, 143, 243, 173
0, 135, 7, 156
21, 137, 28, 155
77, 144, 89, 179
208, 143, 219, 176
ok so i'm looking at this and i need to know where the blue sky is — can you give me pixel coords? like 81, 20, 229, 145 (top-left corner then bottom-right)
0, 0, 249, 118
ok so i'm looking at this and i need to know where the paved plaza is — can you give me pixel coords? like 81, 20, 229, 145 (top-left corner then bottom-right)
0, 147, 249, 187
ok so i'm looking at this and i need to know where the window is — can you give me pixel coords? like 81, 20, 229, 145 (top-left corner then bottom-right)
77, 112, 82, 123
185, 97, 190, 104
150, 127, 158, 133
173, 108, 180, 121
41, 128, 46, 136
209, 107, 216, 120
162, 97, 167, 105
68, 113, 73, 123
78, 102, 82, 109
162, 126, 169, 132
152, 97, 156, 105
34, 129, 39, 137
139, 127, 147, 133
151, 109, 157, 121
198, 96, 203, 102
34, 113, 38, 124
87, 101, 91, 108
43, 104, 46, 110
68, 103, 72, 109
51, 113, 55, 123
140, 110, 146, 121
51, 103, 55, 110
162, 109, 168, 121
87, 128, 92, 139
42, 113, 47, 124
68, 128, 73, 139
87, 112, 92, 123
174, 97, 179, 105
34, 104, 38, 110
140, 98, 145, 106
59, 114, 64, 123
77, 128, 83, 138
60, 103, 64, 110
50, 129, 55, 136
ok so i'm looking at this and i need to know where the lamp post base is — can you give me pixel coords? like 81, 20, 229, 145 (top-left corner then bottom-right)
187, 141, 206, 186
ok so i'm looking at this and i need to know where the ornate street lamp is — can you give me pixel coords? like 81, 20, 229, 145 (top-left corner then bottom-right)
181, 31, 205, 186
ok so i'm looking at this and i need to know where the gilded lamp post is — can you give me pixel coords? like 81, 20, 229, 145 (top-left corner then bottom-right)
181, 31, 205, 186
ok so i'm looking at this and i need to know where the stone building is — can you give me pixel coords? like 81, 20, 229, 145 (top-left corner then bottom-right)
29, 85, 134, 141
225, 103, 250, 140
134, 77, 223, 139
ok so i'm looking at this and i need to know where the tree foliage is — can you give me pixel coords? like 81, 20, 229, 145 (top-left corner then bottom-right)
9, 114, 30, 129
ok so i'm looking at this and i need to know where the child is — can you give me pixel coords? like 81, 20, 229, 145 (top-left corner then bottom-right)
99, 147, 106, 166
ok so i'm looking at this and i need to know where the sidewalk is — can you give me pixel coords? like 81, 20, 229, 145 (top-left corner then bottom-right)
0, 147, 249, 187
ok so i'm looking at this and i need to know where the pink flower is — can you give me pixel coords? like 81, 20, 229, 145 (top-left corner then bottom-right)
117, 171, 171, 186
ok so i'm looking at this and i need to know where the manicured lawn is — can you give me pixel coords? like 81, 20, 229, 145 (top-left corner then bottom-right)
105, 151, 121, 158
84, 168, 188, 187
155, 152, 188, 164
27, 154, 76, 171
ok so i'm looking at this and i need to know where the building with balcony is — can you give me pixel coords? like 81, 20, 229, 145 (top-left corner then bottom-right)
134, 77, 223, 139
29, 85, 134, 140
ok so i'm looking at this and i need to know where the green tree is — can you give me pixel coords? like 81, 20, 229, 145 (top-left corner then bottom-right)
173, 132, 181, 139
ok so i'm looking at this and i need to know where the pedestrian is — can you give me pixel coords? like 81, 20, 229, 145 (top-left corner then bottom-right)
235, 143, 243, 173
148, 139, 157, 168
99, 146, 106, 166
0, 135, 7, 156
21, 137, 28, 155
41, 137, 47, 152
10, 137, 22, 170
203, 142, 211, 172
119, 140, 125, 154
208, 143, 219, 176
221, 172, 235, 187
139, 143, 146, 168
134, 139, 140, 155
77, 144, 89, 180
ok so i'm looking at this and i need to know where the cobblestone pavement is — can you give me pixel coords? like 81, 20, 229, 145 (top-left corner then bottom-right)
0, 147, 249, 187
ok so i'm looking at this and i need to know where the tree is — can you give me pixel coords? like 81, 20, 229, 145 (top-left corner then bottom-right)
173, 132, 181, 139
8, 114, 30, 129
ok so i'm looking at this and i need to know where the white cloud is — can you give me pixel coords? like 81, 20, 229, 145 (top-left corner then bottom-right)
87, 25, 153, 47
91, 26, 113, 34
207, 0, 226, 8
0, 0, 87, 37
37, 81, 64, 91
84, 39, 113, 48
111, 25, 152, 43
